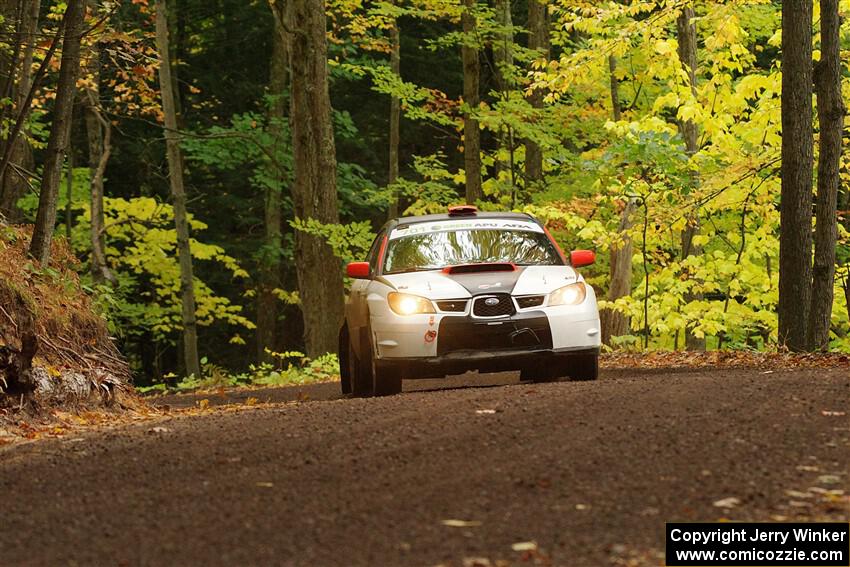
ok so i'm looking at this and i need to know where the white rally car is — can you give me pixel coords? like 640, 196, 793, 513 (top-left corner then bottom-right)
339, 206, 601, 396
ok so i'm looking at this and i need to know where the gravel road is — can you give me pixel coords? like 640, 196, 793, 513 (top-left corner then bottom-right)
1, 368, 849, 566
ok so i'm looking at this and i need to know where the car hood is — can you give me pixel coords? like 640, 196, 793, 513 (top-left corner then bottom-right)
380, 265, 579, 299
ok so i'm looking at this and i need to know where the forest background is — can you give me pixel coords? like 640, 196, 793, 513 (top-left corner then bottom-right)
0, 0, 846, 388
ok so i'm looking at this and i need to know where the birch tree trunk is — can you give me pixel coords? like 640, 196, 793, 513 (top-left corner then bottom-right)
283, 0, 345, 357
461, 0, 482, 204
807, 0, 843, 351
29, 0, 85, 265
155, 0, 201, 378
778, 0, 814, 352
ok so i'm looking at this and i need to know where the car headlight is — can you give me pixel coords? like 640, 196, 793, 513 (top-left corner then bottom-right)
548, 282, 587, 306
387, 292, 435, 315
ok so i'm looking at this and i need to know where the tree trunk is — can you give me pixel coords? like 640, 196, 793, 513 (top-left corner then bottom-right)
524, 0, 548, 188
283, 0, 345, 357
602, 199, 637, 346
0, 0, 39, 223
155, 0, 201, 378
85, 0, 114, 285
807, 0, 843, 351
0, 6, 59, 217
778, 0, 814, 352
0, 0, 22, 127
608, 55, 621, 122
461, 0, 482, 204
257, 1, 287, 364
65, 149, 73, 239
493, 0, 512, 92
29, 0, 85, 265
676, 4, 705, 351
601, 55, 633, 346
676, 6, 698, 155
492, 0, 513, 182
387, 6, 401, 219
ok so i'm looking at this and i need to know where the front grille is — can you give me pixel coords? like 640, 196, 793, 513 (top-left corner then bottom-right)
437, 299, 468, 312
516, 295, 545, 309
436, 313, 553, 355
472, 294, 516, 317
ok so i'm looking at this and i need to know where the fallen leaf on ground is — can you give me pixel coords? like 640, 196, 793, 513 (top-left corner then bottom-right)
817, 475, 842, 485
256, 482, 274, 488
713, 497, 740, 509
511, 541, 537, 552
442, 519, 482, 527
785, 490, 812, 499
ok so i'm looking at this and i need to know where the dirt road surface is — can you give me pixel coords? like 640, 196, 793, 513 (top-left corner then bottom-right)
1, 368, 849, 566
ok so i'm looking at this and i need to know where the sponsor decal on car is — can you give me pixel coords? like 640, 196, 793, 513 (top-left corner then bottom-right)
389, 219, 544, 240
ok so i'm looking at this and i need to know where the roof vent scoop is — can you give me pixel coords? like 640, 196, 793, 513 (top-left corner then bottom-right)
447, 205, 478, 217
442, 263, 515, 274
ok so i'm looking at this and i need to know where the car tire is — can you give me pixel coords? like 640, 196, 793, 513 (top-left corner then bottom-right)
349, 337, 374, 396
372, 358, 402, 396
570, 354, 599, 381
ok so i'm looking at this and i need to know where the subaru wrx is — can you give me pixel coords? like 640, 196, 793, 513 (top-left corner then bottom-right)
339, 206, 601, 396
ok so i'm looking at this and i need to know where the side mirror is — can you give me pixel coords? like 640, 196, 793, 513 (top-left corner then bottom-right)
346, 261, 371, 279
570, 250, 595, 268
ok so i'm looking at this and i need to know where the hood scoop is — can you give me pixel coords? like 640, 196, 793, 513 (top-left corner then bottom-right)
442, 263, 516, 275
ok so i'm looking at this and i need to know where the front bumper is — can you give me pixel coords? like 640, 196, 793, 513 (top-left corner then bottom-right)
378, 346, 600, 379
369, 294, 601, 360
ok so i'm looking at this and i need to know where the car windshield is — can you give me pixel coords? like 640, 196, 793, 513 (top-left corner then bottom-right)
383, 229, 563, 274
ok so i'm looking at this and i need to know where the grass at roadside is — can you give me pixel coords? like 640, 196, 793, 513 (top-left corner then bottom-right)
137, 351, 339, 395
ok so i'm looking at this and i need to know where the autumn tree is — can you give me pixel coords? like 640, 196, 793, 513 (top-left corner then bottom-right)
84, 0, 115, 284
0, 0, 40, 222
256, 0, 288, 363
29, 0, 85, 264
807, 0, 843, 351
461, 0, 482, 204
155, 0, 201, 378
387, 0, 401, 219
778, 0, 813, 352
524, 0, 548, 187
278, 0, 345, 356
675, 4, 704, 351
600, 54, 635, 345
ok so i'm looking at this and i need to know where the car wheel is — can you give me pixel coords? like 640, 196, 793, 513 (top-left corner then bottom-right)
339, 327, 352, 395
349, 336, 374, 396
570, 354, 599, 381
372, 358, 402, 396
